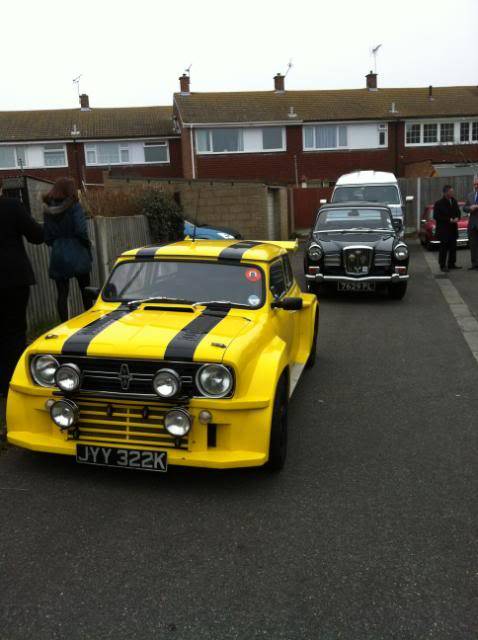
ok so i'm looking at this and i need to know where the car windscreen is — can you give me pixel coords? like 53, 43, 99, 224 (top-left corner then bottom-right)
102, 260, 264, 308
332, 185, 401, 204
315, 208, 394, 231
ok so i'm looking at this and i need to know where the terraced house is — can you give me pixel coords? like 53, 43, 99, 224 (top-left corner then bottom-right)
0, 73, 477, 189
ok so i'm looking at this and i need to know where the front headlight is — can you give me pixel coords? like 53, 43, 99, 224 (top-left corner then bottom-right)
164, 408, 192, 437
153, 369, 181, 398
31, 354, 59, 387
55, 363, 81, 393
196, 364, 233, 398
217, 231, 235, 239
394, 244, 409, 260
50, 399, 79, 430
308, 244, 323, 261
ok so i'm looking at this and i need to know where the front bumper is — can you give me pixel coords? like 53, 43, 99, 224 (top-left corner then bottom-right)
428, 238, 468, 246
6, 386, 273, 469
305, 273, 409, 283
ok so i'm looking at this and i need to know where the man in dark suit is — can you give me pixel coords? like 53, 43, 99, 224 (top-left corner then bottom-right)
463, 177, 478, 270
0, 184, 43, 398
433, 185, 462, 273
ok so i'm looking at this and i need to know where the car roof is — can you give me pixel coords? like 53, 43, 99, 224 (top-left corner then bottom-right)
120, 239, 288, 263
335, 171, 398, 186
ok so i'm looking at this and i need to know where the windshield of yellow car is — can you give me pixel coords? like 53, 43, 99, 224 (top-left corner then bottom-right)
315, 208, 394, 231
102, 260, 265, 308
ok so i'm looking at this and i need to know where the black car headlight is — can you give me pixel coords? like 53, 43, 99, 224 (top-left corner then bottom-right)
196, 364, 233, 398
164, 408, 192, 437
153, 369, 181, 398
394, 244, 409, 260
55, 363, 81, 393
308, 244, 323, 261
50, 399, 79, 430
31, 354, 59, 387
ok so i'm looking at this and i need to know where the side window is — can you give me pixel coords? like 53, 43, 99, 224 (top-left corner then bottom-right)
283, 256, 294, 290
270, 260, 287, 299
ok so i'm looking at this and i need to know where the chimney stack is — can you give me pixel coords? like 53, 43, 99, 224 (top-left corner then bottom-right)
79, 94, 90, 110
428, 85, 434, 101
274, 73, 285, 93
366, 71, 378, 91
179, 73, 190, 95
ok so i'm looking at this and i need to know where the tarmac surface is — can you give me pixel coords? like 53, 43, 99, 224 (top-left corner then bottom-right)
0, 242, 476, 639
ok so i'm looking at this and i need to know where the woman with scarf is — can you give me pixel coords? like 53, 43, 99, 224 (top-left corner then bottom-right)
43, 178, 92, 322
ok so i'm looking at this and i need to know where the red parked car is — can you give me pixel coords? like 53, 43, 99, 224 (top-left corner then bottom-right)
419, 203, 469, 250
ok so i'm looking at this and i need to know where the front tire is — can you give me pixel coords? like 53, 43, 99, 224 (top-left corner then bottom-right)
388, 282, 408, 300
266, 376, 289, 472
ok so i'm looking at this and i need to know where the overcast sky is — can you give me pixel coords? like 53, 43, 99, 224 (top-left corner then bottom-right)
1, 0, 477, 111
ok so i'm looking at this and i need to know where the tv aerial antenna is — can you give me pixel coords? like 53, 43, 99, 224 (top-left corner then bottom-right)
184, 64, 192, 76
285, 59, 293, 77
371, 44, 382, 74
72, 74, 82, 97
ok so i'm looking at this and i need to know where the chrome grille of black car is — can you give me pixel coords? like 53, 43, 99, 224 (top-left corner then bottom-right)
55, 356, 199, 400
343, 247, 373, 275
324, 252, 341, 267
374, 250, 392, 267
458, 228, 468, 238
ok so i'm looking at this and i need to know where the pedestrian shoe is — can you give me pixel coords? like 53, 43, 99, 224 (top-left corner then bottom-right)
448, 265, 462, 269
440, 266, 449, 272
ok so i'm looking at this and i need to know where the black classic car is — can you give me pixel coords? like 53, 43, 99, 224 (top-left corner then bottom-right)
304, 203, 410, 299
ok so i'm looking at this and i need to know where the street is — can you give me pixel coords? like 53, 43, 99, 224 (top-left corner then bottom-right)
0, 242, 476, 640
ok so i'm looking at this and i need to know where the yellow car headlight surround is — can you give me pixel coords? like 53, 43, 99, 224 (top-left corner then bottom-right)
31, 354, 59, 387
196, 364, 233, 398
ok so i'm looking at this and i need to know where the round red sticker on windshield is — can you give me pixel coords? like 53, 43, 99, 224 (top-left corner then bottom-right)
245, 268, 261, 282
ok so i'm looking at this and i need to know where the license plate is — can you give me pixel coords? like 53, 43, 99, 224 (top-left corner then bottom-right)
338, 281, 375, 292
76, 444, 168, 472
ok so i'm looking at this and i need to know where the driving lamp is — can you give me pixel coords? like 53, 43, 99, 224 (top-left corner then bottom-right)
308, 244, 323, 261
50, 399, 79, 430
196, 364, 233, 398
394, 245, 409, 260
31, 355, 59, 387
55, 363, 81, 393
164, 408, 192, 437
153, 369, 181, 398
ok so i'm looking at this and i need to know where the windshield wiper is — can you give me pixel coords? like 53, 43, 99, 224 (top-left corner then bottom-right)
126, 296, 192, 308
193, 300, 250, 309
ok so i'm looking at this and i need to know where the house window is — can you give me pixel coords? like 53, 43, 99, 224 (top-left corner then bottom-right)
43, 144, 67, 166
423, 124, 438, 143
0, 146, 16, 168
303, 125, 348, 150
262, 127, 283, 150
378, 124, 388, 146
406, 124, 421, 144
440, 123, 454, 143
211, 129, 244, 153
473, 122, 478, 142
85, 142, 130, 165
144, 141, 169, 163
460, 122, 470, 142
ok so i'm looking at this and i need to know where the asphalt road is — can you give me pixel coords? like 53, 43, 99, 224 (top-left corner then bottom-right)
0, 243, 477, 640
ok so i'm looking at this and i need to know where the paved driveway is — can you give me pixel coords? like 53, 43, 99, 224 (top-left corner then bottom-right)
0, 243, 476, 639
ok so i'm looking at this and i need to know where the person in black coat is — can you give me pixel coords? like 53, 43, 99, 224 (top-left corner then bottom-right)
43, 178, 93, 322
433, 185, 462, 272
0, 183, 44, 396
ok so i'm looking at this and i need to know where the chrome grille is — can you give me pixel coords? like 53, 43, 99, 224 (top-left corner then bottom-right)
374, 250, 392, 267
344, 247, 373, 275
68, 399, 188, 450
458, 228, 468, 238
324, 252, 341, 267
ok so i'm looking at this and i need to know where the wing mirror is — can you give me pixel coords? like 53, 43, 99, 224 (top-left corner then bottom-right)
392, 219, 403, 232
319, 198, 327, 205
84, 286, 100, 301
271, 297, 303, 311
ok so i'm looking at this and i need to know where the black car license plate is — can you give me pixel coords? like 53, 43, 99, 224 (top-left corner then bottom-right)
338, 281, 375, 292
76, 444, 167, 472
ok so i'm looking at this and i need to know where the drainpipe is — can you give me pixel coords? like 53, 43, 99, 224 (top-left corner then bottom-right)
189, 126, 196, 180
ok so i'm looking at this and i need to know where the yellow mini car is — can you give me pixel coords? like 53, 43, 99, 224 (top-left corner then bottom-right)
7, 240, 318, 472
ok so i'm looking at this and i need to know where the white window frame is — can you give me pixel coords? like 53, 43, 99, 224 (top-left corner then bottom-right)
303, 124, 348, 151
42, 143, 68, 168
195, 127, 286, 154
404, 119, 478, 147
0, 145, 29, 169
84, 141, 130, 166
378, 123, 388, 147
302, 121, 388, 151
143, 141, 170, 164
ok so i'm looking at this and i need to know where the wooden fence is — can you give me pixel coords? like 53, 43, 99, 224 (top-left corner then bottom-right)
26, 215, 151, 333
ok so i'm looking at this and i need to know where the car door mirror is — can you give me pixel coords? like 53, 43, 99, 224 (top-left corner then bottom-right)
84, 286, 100, 301
271, 297, 303, 311
392, 219, 403, 232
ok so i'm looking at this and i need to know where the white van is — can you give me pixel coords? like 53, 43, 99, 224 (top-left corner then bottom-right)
330, 171, 409, 227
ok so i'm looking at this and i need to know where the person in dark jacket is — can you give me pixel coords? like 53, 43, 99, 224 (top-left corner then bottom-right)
43, 178, 93, 322
433, 185, 462, 272
0, 182, 44, 397
463, 177, 478, 270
